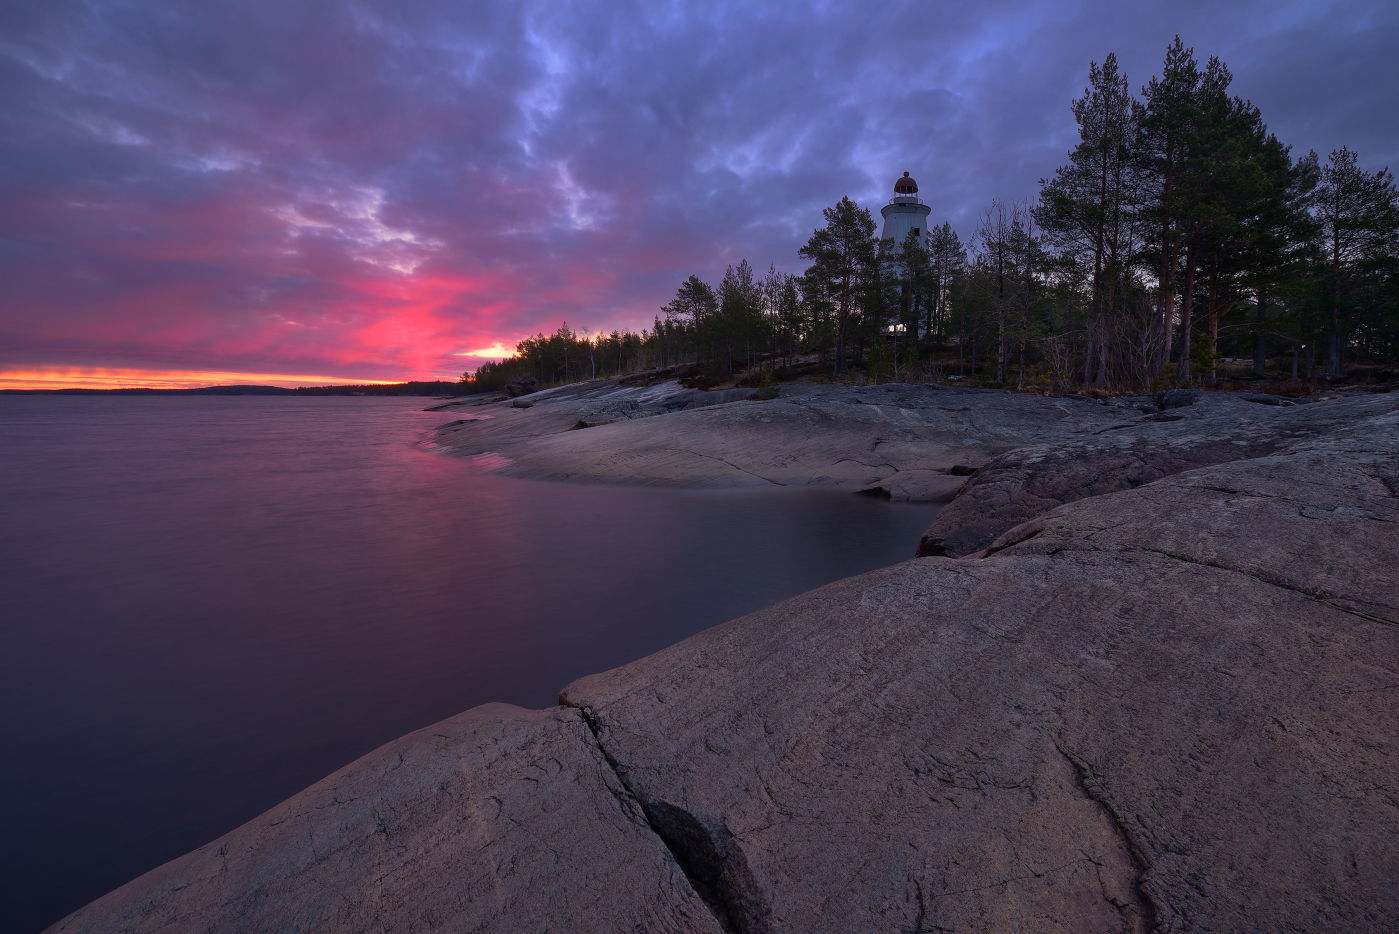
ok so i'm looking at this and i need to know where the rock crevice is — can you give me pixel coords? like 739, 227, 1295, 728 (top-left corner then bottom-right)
1052, 741, 1155, 933
570, 703, 768, 934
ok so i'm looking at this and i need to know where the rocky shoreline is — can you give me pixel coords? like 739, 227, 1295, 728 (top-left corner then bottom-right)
49, 385, 1399, 933
428, 377, 1152, 501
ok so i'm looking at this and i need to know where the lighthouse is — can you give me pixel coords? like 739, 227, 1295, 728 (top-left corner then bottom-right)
880, 172, 931, 249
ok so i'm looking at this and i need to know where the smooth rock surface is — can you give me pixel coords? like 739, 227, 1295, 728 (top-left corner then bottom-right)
48, 704, 722, 934
918, 392, 1399, 557
561, 414, 1399, 932
433, 380, 1129, 501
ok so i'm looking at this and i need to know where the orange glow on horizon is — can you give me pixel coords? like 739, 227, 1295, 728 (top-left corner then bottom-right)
0, 367, 406, 391
458, 343, 512, 358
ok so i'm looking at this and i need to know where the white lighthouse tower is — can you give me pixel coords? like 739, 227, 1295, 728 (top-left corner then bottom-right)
880, 172, 931, 249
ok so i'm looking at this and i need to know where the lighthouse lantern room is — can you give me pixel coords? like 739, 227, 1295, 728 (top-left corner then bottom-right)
880, 172, 932, 249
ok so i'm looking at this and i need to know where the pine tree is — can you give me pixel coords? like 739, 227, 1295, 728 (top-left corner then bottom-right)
764, 265, 804, 368
799, 196, 878, 374
927, 222, 967, 346
1234, 143, 1317, 378
1036, 52, 1137, 385
1135, 37, 1202, 377
718, 259, 765, 375
1315, 147, 1399, 376
662, 274, 717, 364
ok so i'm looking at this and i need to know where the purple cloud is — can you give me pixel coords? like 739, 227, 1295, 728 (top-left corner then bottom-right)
0, 0, 1393, 384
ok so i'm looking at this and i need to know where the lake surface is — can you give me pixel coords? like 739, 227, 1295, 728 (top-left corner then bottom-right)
0, 395, 939, 932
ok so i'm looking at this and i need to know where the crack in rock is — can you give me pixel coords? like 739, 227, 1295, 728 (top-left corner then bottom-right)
566, 704, 772, 933
1052, 741, 1156, 933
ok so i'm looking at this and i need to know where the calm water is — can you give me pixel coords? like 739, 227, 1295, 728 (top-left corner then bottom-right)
0, 395, 938, 932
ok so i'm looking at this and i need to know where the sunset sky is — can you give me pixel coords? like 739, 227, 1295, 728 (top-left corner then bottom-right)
2, 0, 1395, 388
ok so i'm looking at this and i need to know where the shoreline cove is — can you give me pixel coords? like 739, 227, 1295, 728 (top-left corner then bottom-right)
2, 395, 939, 934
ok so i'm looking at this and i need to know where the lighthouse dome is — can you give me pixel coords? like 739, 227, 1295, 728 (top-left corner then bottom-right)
880, 170, 932, 249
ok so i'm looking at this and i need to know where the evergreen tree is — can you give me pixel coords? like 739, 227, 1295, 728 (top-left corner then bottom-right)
663, 274, 718, 364
799, 196, 878, 374
663, 275, 717, 325
1315, 147, 1399, 376
763, 264, 804, 368
896, 229, 931, 341
1135, 37, 1202, 376
717, 259, 765, 375
1235, 144, 1317, 378
1036, 52, 1137, 385
927, 222, 967, 346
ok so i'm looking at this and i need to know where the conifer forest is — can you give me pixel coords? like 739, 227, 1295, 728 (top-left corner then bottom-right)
471, 39, 1399, 394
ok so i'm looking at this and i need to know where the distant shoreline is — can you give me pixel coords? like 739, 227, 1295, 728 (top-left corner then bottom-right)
0, 380, 469, 397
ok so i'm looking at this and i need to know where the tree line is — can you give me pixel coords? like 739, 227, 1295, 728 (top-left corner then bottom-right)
471, 38, 1398, 393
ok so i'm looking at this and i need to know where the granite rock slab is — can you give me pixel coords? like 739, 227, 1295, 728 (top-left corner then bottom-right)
433, 381, 1129, 499
918, 392, 1399, 556
561, 416, 1399, 932
47, 704, 723, 934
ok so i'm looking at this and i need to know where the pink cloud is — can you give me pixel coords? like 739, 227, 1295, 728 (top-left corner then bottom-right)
2, 0, 1389, 388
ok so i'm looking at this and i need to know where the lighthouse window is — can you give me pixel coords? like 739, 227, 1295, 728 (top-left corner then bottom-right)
911, 228, 920, 236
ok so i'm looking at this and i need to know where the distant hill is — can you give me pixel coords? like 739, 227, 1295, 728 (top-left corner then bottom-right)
292, 381, 469, 396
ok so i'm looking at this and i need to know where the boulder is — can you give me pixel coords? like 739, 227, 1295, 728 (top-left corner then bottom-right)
570, 417, 615, 430
856, 469, 968, 503
1235, 391, 1301, 406
1154, 388, 1199, 409
504, 376, 538, 398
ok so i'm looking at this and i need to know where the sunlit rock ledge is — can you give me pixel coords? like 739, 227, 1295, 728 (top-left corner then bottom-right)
50, 390, 1399, 934
424, 375, 1392, 506
427, 376, 1141, 501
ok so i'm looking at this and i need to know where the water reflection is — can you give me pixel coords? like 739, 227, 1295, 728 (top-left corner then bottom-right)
0, 395, 938, 932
